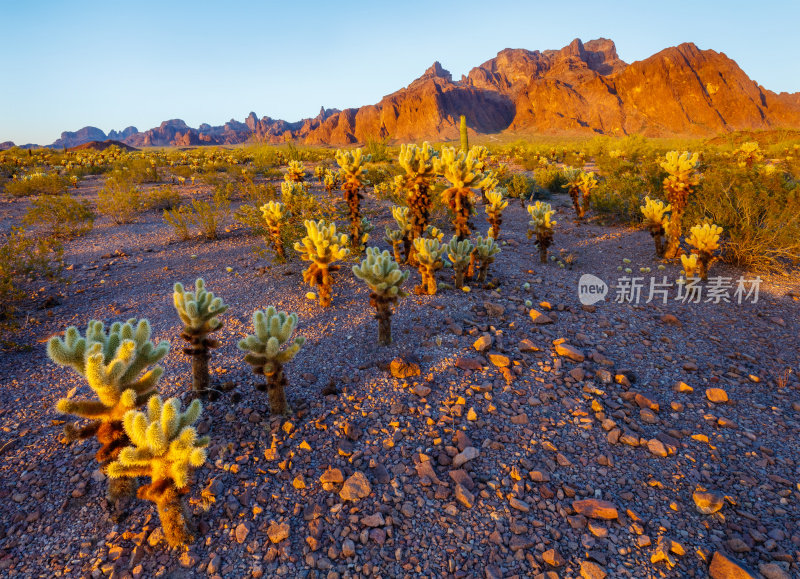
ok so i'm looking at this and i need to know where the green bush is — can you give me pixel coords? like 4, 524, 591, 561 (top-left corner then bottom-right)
22, 194, 94, 238
143, 185, 181, 211
365, 138, 391, 163
532, 166, 568, 193
504, 173, 535, 201
163, 205, 194, 240
0, 227, 62, 317
192, 189, 230, 240
590, 172, 651, 223
97, 176, 142, 224
110, 157, 159, 183
4, 172, 68, 197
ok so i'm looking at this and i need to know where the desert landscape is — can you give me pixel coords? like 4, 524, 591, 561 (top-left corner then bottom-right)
1, 10, 799, 579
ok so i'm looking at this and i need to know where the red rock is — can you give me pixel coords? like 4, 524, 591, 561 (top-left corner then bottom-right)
709, 551, 757, 578
572, 499, 618, 519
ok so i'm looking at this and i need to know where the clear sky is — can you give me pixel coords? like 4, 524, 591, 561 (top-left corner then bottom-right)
1, 0, 798, 145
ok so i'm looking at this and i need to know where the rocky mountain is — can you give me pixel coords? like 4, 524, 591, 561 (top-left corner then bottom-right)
16, 38, 800, 149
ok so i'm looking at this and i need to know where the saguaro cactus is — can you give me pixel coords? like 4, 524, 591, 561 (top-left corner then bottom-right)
48, 319, 169, 500
685, 222, 723, 280
413, 237, 444, 295
108, 396, 209, 547
640, 197, 671, 257
527, 201, 557, 264
237, 307, 305, 414
435, 147, 486, 240
661, 151, 700, 259
473, 235, 501, 283
484, 190, 508, 239
261, 201, 290, 260
447, 236, 473, 289
335, 148, 372, 251
384, 205, 414, 264
285, 160, 306, 183
397, 142, 438, 244
173, 279, 229, 397
294, 219, 350, 307
352, 248, 409, 345
460, 115, 469, 153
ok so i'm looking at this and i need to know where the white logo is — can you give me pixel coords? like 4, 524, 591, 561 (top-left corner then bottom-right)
578, 274, 608, 305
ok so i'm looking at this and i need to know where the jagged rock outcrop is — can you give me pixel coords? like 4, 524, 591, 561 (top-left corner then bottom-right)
107, 126, 139, 140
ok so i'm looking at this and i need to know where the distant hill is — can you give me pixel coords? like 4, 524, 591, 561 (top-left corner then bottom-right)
67, 140, 139, 152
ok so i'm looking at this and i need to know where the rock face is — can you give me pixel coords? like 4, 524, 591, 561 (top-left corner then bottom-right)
30, 37, 800, 149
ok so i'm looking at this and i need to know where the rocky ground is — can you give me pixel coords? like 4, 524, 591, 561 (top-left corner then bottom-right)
0, 174, 799, 579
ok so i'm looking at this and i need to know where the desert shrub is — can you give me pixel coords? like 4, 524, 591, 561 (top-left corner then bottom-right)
687, 163, 800, 271
22, 194, 94, 238
532, 166, 568, 193
97, 176, 142, 224
240, 179, 276, 206
591, 172, 651, 223
163, 205, 194, 240
365, 138, 391, 163
110, 157, 158, 183
143, 185, 181, 211
504, 173, 535, 201
0, 227, 62, 316
4, 172, 68, 197
192, 189, 230, 240
365, 164, 401, 189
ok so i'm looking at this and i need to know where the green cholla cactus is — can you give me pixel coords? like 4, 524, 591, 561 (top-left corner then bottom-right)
384, 205, 414, 264
397, 142, 438, 245
173, 279, 228, 397
285, 160, 306, 183
335, 148, 372, 251
48, 318, 169, 500
424, 225, 445, 243
237, 307, 305, 414
323, 169, 339, 195
435, 146, 486, 240
413, 237, 444, 295
447, 236, 473, 289
352, 248, 409, 345
473, 235, 501, 283
108, 396, 209, 547
527, 201, 557, 263
460, 115, 469, 153
485, 190, 508, 239
294, 219, 350, 307
261, 200, 290, 260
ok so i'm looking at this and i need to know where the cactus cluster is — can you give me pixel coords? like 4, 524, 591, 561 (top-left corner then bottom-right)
238, 307, 305, 414
173, 279, 228, 397
335, 148, 372, 251
314, 164, 327, 183
527, 201, 557, 263
640, 196, 671, 257
384, 205, 413, 264
435, 147, 486, 240
660, 151, 701, 258
323, 169, 339, 195
108, 396, 208, 547
261, 200, 290, 260
352, 248, 409, 345
684, 222, 723, 280
285, 160, 306, 183
484, 190, 508, 239
294, 219, 350, 307
734, 141, 763, 168
413, 237, 444, 295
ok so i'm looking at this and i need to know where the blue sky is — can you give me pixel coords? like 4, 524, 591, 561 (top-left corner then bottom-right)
2, 0, 798, 144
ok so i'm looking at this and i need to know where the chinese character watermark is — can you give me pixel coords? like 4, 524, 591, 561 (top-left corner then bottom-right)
578, 275, 761, 305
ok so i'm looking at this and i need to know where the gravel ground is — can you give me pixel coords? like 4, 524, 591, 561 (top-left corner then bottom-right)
1, 174, 799, 579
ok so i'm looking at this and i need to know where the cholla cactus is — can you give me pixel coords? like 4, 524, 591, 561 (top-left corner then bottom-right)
314, 165, 327, 183
335, 148, 372, 251
447, 236, 473, 289
435, 146, 486, 239
261, 200, 290, 260
485, 190, 508, 239
478, 171, 499, 203
173, 279, 228, 397
285, 160, 306, 183
237, 307, 305, 414
527, 201, 557, 263
384, 205, 413, 264
424, 225, 445, 243
294, 220, 350, 307
473, 235, 500, 283
352, 248, 409, 345
661, 151, 701, 258
640, 196, 672, 257
413, 237, 444, 295
685, 222, 723, 280
680, 253, 699, 278
564, 168, 597, 220
734, 141, 763, 168
397, 142, 438, 243
323, 169, 339, 195
48, 319, 169, 499
108, 396, 209, 547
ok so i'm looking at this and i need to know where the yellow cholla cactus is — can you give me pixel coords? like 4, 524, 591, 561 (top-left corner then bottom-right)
685, 222, 723, 280
435, 146, 486, 239
527, 201, 557, 264
109, 396, 208, 547
413, 237, 444, 295
314, 165, 327, 183
322, 169, 339, 194
467, 145, 490, 172
473, 235, 501, 283
352, 248, 409, 345
734, 141, 764, 168
485, 190, 508, 239
285, 160, 306, 183
294, 220, 350, 307
680, 253, 700, 278
238, 307, 305, 414
384, 205, 414, 264
660, 151, 701, 258
335, 148, 372, 250
640, 196, 672, 257
447, 236, 474, 289
397, 142, 438, 241
261, 200, 290, 260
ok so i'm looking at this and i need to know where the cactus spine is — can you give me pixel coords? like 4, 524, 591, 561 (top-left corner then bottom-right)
335, 148, 372, 251
108, 396, 209, 547
484, 190, 508, 239
294, 219, 350, 307
473, 235, 501, 283
237, 307, 305, 414
527, 201, 557, 264
261, 200, 290, 260
459, 115, 468, 153
173, 279, 228, 397
352, 248, 409, 345
48, 319, 169, 500
447, 236, 473, 289
640, 196, 671, 257
413, 237, 444, 295
661, 151, 700, 259
435, 147, 486, 240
